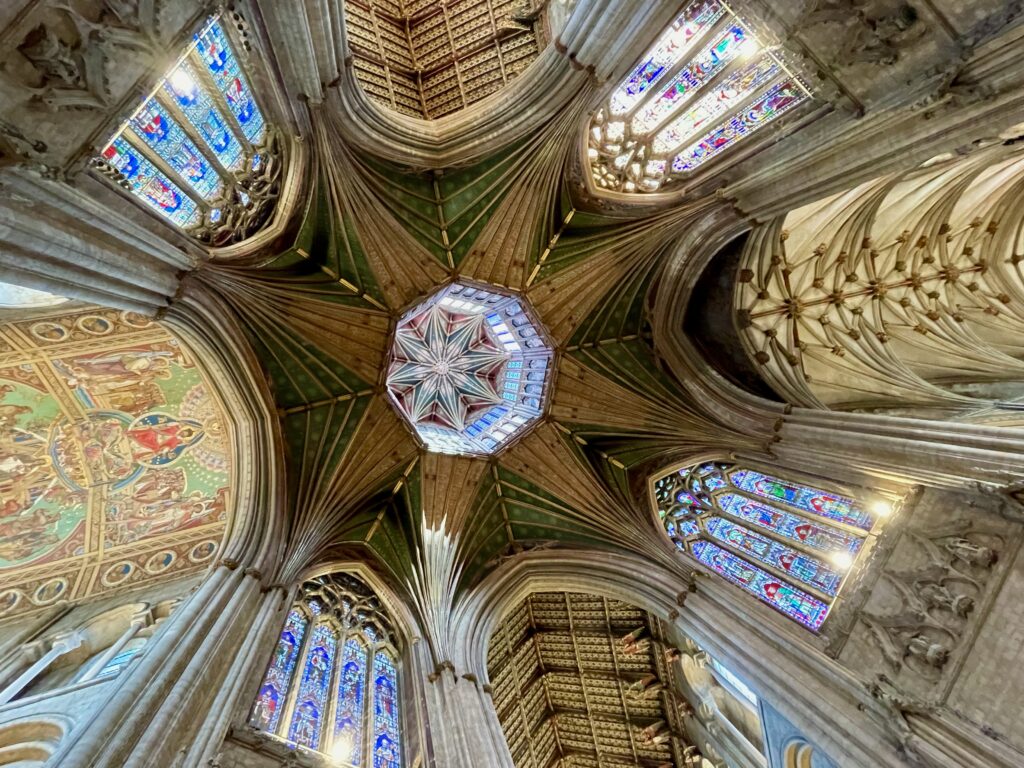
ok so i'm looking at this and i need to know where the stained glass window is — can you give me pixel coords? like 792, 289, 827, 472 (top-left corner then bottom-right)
589, 0, 811, 193
334, 638, 368, 766
289, 623, 337, 749
92, 14, 276, 242
372, 653, 401, 768
654, 461, 891, 630
250, 574, 401, 765
251, 609, 309, 734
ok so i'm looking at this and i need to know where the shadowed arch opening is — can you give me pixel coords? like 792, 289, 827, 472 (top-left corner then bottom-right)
0, 718, 66, 767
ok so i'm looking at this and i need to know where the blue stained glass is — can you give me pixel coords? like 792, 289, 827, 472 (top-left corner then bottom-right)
706, 517, 842, 595
673, 80, 806, 172
693, 541, 829, 630
717, 493, 863, 556
251, 609, 308, 734
334, 638, 368, 765
651, 54, 781, 154
631, 26, 748, 134
668, 518, 700, 538
729, 469, 872, 530
372, 653, 401, 768
288, 623, 337, 749
195, 21, 266, 144
96, 644, 143, 679
163, 60, 244, 171
703, 474, 727, 492
101, 138, 201, 228
129, 101, 223, 199
610, 0, 724, 115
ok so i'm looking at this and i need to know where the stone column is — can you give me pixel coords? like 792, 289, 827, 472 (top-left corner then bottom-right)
0, 168, 194, 313
419, 652, 516, 768
48, 564, 264, 767
181, 581, 291, 766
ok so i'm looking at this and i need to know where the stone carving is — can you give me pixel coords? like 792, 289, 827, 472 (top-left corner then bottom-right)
796, 0, 927, 68
865, 674, 935, 764
945, 537, 997, 568
917, 582, 973, 617
860, 520, 1001, 681
0, 120, 47, 166
511, 0, 547, 26
2, 0, 162, 112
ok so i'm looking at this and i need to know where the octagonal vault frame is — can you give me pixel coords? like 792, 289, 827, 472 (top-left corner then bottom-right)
383, 279, 557, 457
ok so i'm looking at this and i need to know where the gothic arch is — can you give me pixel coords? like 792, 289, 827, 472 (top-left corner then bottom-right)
649, 210, 780, 441
581, 0, 818, 199
451, 548, 907, 768
85, 9, 306, 253
322, 0, 689, 167
163, 284, 285, 573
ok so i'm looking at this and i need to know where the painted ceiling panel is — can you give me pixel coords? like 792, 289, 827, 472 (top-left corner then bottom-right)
0, 308, 229, 619
489, 592, 688, 768
344, 0, 543, 119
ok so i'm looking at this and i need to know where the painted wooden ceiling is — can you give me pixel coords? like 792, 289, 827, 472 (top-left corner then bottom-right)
344, 0, 543, 118
196, 103, 766, 617
489, 591, 688, 767
0, 307, 230, 620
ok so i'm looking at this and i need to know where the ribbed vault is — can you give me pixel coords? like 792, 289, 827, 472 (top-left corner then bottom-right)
193, 92, 770, 665
734, 141, 1024, 419
488, 591, 689, 768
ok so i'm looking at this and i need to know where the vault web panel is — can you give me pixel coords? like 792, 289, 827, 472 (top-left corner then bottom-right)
385, 282, 554, 456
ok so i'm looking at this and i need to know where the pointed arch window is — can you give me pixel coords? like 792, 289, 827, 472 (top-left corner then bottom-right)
250, 574, 402, 766
91, 14, 280, 245
653, 462, 893, 631
588, 0, 811, 193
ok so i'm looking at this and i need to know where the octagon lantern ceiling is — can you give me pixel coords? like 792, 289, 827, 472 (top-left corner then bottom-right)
385, 282, 554, 456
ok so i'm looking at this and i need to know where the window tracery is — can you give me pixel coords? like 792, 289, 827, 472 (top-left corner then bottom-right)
250, 574, 402, 767
90, 14, 281, 245
653, 462, 890, 631
588, 0, 810, 193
